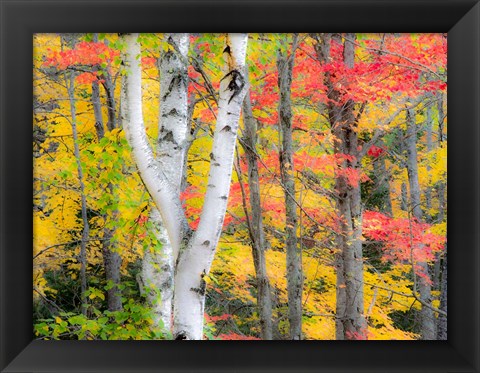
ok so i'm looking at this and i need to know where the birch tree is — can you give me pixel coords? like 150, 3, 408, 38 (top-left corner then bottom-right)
140, 33, 189, 333
122, 33, 248, 340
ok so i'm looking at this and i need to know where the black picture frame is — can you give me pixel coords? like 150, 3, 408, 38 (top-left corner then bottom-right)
1, 0, 479, 372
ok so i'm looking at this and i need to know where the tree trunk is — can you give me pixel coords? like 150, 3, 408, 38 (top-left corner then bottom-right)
372, 142, 393, 216
241, 91, 274, 340
122, 33, 189, 261
90, 55, 123, 312
436, 91, 447, 339
277, 35, 303, 340
405, 108, 435, 340
122, 33, 249, 340
437, 246, 447, 340
425, 97, 433, 218
141, 209, 174, 331
316, 33, 367, 340
401, 182, 408, 211
173, 34, 249, 340
101, 70, 117, 131
141, 33, 190, 333
66, 73, 89, 316
332, 111, 366, 340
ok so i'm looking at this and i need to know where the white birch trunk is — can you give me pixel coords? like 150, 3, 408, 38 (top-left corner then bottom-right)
142, 33, 189, 332
123, 33, 248, 340
122, 33, 189, 261
141, 209, 174, 332
173, 34, 248, 340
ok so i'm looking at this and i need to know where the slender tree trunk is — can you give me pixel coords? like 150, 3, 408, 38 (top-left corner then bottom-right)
437, 246, 447, 340
332, 111, 366, 340
241, 91, 273, 340
101, 71, 117, 131
316, 33, 367, 340
425, 98, 433, 218
372, 143, 393, 216
66, 74, 89, 316
92, 72, 105, 140
405, 108, 435, 340
436, 91, 447, 339
401, 182, 408, 211
90, 54, 123, 312
277, 35, 303, 340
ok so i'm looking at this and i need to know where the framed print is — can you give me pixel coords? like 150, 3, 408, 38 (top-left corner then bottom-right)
1, 0, 479, 372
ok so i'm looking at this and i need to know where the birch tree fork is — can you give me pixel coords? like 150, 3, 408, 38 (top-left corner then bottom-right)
173, 33, 248, 340
122, 33, 189, 261
141, 33, 189, 332
123, 33, 249, 340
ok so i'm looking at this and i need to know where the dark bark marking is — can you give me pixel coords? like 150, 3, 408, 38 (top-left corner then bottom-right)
162, 74, 188, 101
159, 129, 175, 143
162, 108, 179, 117
221, 69, 245, 104
175, 332, 188, 340
190, 277, 206, 296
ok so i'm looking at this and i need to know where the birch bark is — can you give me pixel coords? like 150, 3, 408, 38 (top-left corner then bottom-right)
123, 33, 248, 340
122, 33, 189, 262
173, 34, 248, 340
141, 33, 189, 332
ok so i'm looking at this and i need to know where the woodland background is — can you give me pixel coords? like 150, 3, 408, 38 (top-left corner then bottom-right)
33, 33, 447, 340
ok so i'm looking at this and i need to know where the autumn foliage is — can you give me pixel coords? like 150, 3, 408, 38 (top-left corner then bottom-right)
33, 33, 447, 341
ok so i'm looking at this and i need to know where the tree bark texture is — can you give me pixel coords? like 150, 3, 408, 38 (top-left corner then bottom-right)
277, 35, 303, 340
90, 65, 123, 312
372, 141, 393, 216
405, 108, 435, 340
141, 33, 189, 333
316, 33, 367, 340
66, 74, 90, 316
122, 33, 190, 261
437, 246, 447, 340
172, 33, 248, 340
241, 91, 274, 340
